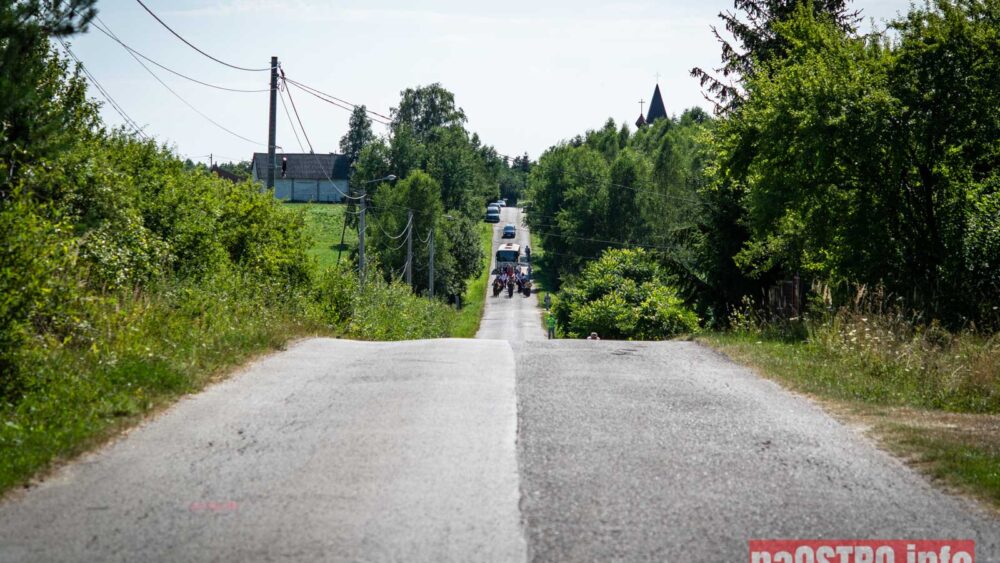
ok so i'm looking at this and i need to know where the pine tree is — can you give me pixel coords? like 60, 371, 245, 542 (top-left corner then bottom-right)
690, 0, 859, 113
339, 105, 375, 168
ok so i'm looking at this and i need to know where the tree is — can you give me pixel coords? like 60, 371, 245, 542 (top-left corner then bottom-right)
339, 105, 375, 168
424, 125, 493, 215
391, 83, 467, 141
369, 170, 443, 292
722, 0, 1000, 326
689, 0, 859, 113
1, 0, 97, 200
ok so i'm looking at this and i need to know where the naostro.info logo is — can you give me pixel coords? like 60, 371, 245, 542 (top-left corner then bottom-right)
749, 540, 975, 562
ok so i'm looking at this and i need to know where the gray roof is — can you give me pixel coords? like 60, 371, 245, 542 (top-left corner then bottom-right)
252, 152, 351, 181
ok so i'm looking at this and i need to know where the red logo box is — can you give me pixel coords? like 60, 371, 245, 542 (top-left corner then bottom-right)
749, 539, 975, 563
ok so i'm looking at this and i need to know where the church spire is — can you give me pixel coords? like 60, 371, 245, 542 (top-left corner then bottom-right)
646, 84, 667, 124
635, 98, 647, 128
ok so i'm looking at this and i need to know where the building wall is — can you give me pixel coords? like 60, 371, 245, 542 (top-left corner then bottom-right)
272, 179, 348, 202
252, 162, 349, 202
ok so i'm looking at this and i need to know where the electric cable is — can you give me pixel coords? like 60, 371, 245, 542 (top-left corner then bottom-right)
89, 17, 268, 93
280, 72, 314, 153
57, 39, 149, 139
278, 86, 305, 153
134, 0, 270, 72
99, 16, 264, 146
283, 76, 392, 122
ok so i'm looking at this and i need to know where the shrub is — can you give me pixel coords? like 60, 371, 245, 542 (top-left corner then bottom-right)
554, 248, 700, 339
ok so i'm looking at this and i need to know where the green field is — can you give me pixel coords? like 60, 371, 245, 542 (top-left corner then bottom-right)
285, 203, 357, 271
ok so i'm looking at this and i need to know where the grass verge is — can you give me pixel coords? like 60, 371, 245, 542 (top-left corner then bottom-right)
702, 330, 1000, 510
449, 222, 493, 338
1, 278, 328, 495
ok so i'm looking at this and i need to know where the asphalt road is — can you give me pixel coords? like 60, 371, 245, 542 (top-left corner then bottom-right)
2, 207, 999, 561
476, 207, 545, 341
0, 339, 525, 562
515, 340, 1000, 561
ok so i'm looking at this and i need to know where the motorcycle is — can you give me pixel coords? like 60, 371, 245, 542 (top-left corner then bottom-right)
507, 278, 515, 298
492, 277, 504, 298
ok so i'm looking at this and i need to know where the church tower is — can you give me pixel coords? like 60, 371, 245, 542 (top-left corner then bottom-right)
646, 84, 667, 124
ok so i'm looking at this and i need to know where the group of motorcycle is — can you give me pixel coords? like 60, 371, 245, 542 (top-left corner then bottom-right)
492, 265, 532, 298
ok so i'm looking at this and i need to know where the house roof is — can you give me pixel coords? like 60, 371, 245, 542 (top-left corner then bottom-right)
210, 164, 241, 183
251, 152, 351, 181
646, 84, 667, 124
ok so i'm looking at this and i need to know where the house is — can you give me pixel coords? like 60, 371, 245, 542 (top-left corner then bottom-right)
210, 164, 242, 183
251, 152, 351, 203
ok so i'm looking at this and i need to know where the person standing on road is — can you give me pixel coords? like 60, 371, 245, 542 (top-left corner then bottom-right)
546, 313, 556, 339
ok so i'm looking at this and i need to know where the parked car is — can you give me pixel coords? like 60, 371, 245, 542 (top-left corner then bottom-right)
485, 209, 501, 223
502, 223, 516, 238
487, 203, 501, 213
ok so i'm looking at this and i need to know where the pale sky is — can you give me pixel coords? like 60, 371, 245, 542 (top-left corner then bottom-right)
66, 0, 913, 165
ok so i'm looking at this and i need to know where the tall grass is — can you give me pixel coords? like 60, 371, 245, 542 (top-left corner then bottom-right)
0, 275, 324, 493
719, 296, 1000, 413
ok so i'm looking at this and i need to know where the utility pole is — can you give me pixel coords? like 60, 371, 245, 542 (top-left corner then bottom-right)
209, 153, 213, 168
405, 210, 413, 287
359, 195, 366, 285
428, 227, 435, 297
266, 56, 278, 189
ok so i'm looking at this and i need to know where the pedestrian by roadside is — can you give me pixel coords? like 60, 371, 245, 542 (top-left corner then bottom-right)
546, 313, 556, 339
543, 293, 552, 310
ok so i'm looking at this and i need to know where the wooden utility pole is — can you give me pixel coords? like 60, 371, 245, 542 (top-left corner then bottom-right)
266, 56, 278, 189
359, 196, 366, 284
428, 228, 435, 297
405, 210, 413, 287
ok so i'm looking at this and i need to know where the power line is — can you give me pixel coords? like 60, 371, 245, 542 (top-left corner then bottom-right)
100, 16, 263, 146
283, 76, 392, 122
284, 78, 391, 125
376, 212, 412, 240
134, 0, 270, 72
57, 39, 148, 140
89, 18, 268, 93
278, 87, 305, 153
280, 73, 314, 153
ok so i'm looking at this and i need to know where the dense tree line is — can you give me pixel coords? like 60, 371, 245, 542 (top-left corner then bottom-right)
342, 83, 529, 299
531, 0, 1000, 331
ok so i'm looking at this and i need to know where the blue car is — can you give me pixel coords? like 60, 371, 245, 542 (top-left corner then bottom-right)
502, 224, 516, 238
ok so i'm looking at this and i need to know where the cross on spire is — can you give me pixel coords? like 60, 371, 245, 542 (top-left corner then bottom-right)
655, 71, 661, 83
639, 98, 645, 115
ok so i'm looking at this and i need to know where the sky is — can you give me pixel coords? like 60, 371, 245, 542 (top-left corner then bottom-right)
65, 0, 914, 165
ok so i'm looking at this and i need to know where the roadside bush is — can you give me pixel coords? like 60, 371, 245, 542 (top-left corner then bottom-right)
554, 248, 700, 339
0, 195, 77, 397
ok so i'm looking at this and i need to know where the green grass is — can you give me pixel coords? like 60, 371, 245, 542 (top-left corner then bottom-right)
881, 422, 1000, 506
0, 278, 327, 494
285, 203, 357, 272
0, 213, 491, 494
450, 222, 493, 338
